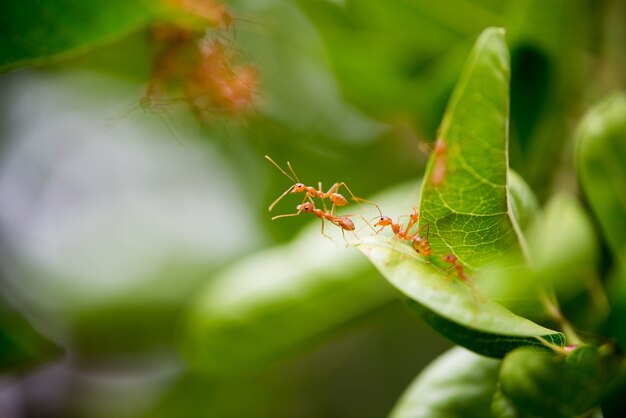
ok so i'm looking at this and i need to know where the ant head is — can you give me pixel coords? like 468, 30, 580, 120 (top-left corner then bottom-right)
297, 202, 314, 213
375, 216, 391, 227
443, 253, 457, 263
292, 183, 306, 193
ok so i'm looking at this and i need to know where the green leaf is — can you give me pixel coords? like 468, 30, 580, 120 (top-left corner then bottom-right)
418, 27, 526, 274
389, 347, 501, 418
0, 0, 154, 72
576, 92, 626, 262
357, 28, 563, 358
499, 346, 619, 418
359, 237, 563, 358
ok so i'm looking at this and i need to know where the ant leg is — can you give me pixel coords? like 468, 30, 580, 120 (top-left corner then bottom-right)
318, 182, 328, 212
332, 182, 382, 217
344, 213, 377, 233
340, 229, 350, 247
442, 263, 456, 274
319, 218, 336, 243
341, 228, 361, 246
350, 230, 361, 244
268, 185, 295, 212
285, 161, 301, 183
271, 206, 304, 220
412, 223, 430, 240
265, 156, 297, 182
403, 207, 419, 236
300, 193, 312, 207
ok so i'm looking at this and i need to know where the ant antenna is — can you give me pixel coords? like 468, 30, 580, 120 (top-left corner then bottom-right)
286, 161, 301, 183
265, 155, 295, 182
271, 212, 301, 220
268, 185, 295, 212
266, 155, 308, 211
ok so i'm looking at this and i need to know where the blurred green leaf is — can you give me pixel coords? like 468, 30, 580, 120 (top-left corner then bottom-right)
500, 345, 619, 418
390, 347, 500, 418
600, 361, 626, 418
418, 27, 525, 274
0, 0, 155, 72
505, 0, 591, 199
576, 92, 626, 262
507, 170, 538, 232
525, 194, 597, 277
182, 245, 390, 375
359, 237, 563, 358
297, 0, 504, 132
491, 388, 539, 418
479, 193, 602, 321
576, 93, 626, 347
0, 294, 61, 372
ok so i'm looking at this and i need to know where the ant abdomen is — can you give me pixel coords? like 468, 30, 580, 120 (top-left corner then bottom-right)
412, 236, 432, 256
334, 217, 355, 231
329, 193, 348, 207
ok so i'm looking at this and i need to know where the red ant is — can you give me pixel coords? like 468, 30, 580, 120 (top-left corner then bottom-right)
374, 208, 431, 257
273, 201, 369, 245
265, 155, 381, 216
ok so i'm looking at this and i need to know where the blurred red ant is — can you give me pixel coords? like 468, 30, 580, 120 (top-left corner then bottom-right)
442, 254, 469, 283
431, 138, 447, 186
185, 39, 259, 119
265, 156, 381, 216
141, 25, 198, 108
442, 253, 483, 302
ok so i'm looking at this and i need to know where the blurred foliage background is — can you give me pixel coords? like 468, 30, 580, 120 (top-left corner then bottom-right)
0, 0, 624, 417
